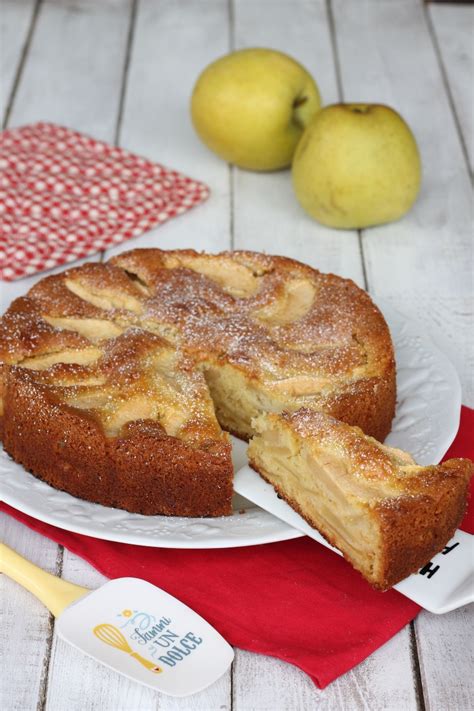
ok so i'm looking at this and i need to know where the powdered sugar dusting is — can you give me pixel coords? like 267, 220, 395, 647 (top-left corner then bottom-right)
0, 248, 394, 442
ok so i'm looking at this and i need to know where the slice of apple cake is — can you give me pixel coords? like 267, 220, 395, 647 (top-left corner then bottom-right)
248, 409, 472, 589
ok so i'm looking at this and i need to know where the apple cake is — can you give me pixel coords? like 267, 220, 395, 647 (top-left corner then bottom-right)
248, 410, 473, 589
0, 248, 396, 516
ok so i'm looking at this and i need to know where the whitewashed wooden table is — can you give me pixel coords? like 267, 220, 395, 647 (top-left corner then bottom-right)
1, 1, 473, 709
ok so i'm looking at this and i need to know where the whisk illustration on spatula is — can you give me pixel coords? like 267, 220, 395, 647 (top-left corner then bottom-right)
93, 624, 162, 673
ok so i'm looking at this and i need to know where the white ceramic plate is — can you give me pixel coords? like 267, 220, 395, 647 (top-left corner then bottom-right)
0, 304, 462, 548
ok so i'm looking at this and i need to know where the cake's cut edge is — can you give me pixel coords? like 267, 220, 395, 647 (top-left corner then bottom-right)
248, 410, 473, 590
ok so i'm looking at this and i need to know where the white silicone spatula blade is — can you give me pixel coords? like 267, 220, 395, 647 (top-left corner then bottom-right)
0, 544, 233, 697
56, 578, 234, 696
234, 465, 474, 614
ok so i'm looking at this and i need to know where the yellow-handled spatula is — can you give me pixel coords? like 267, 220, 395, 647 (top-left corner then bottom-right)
0, 543, 233, 696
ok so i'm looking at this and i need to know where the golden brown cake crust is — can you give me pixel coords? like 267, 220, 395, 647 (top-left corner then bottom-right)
3, 366, 233, 517
0, 249, 396, 517
374, 459, 472, 589
249, 410, 473, 589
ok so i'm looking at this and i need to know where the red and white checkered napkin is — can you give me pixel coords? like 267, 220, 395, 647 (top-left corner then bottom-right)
0, 122, 209, 281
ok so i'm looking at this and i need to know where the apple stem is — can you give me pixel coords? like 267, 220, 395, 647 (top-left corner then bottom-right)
293, 96, 308, 109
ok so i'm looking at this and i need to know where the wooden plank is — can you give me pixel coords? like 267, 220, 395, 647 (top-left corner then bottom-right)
332, 2, 473, 709
234, 626, 417, 710
0, 2, 133, 710
429, 3, 474, 175
104, 0, 232, 261
8, 0, 131, 141
2, 2, 470, 709
98, 3, 234, 705
232, 0, 364, 285
0, 515, 60, 711
0, 0, 37, 124
332, 0, 474, 406
415, 606, 474, 711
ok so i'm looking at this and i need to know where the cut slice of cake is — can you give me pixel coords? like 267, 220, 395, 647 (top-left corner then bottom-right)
248, 409, 473, 589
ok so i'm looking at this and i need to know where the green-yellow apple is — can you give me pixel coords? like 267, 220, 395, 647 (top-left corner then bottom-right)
190, 48, 321, 171
291, 103, 422, 229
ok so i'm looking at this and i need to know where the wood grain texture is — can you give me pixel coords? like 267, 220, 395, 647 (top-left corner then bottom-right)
8, 0, 132, 140
332, 0, 474, 406
232, 0, 364, 285
415, 606, 474, 711
0, 516, 59, 711
233, 626, 417, 710
429, 3, 474, 175
0, 0, 37, 124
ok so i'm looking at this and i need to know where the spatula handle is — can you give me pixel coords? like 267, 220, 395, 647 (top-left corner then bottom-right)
0, 542, 90, 617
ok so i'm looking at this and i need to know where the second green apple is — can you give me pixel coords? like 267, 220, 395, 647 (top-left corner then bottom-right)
292, 103, 422, 229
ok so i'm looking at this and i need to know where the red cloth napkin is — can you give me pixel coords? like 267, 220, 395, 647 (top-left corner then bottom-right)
0, 123, 209, 281
1, 406, 473, 688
